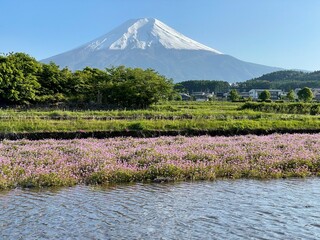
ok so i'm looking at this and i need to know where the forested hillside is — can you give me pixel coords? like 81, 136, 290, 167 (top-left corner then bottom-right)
237, 70, 320, 91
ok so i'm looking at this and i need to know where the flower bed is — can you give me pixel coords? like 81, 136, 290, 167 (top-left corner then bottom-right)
1, 134, 320, 189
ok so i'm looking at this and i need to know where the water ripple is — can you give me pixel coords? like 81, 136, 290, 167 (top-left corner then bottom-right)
1, 178, 320, 239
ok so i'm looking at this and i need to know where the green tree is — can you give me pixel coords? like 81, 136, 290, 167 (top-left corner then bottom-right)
259, 90, 271, 101
106, 66, 175, 108
286, 89, 295, 102
228, 89, 240, 102
69, 67, 111, 104
178, 80, 229, 94
174, 83, 187, 93
297, 87, 314, 102
0, 52, 41, 104
37, 62, 73, 103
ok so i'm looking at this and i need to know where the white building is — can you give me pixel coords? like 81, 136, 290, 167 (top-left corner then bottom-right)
249, 89, 283, 100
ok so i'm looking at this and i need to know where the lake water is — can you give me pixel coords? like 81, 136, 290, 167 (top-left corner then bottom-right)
1, 178, 320, 239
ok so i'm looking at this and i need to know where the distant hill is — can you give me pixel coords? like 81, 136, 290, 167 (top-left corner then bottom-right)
237, 70, 320, 91
253, 70, 320, 81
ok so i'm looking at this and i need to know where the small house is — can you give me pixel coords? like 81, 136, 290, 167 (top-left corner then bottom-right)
249, 89, 283, 100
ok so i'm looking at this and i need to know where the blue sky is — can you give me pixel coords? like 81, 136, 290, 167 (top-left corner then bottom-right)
1, 0, 320, 71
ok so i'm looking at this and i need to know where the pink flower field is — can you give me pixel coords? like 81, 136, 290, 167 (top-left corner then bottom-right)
1, 134, 320, 189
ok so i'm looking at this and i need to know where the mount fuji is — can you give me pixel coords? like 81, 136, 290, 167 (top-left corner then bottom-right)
42, 18, 281, 83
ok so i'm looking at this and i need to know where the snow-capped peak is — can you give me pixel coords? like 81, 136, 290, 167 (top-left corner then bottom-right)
84, 18, 222, 54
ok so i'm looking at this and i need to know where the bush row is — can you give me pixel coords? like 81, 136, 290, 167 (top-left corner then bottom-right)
240, 102, 320, 115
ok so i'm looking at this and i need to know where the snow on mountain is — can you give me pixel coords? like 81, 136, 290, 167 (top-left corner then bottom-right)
82, 18, 222, 53
42, 18, 281, 83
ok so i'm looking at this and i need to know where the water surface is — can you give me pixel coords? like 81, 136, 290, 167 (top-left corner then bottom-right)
1, 178, 320, 239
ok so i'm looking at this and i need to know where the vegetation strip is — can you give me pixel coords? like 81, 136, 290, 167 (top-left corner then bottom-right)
2, 102, 320, 135
1, 134, 320, 189
2, 129, 320, 141
241, 102, 320, 115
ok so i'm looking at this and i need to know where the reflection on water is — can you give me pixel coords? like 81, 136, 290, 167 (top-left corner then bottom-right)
1, 178, 320, 239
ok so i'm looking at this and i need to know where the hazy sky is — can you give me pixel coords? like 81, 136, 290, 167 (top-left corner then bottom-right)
1, 0, 320, 71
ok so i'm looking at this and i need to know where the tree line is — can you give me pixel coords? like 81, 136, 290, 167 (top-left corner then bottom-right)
229, 87, 314, 102
236, 70, 320, 91
175, 80, 230, 94
0, 52, 176, 108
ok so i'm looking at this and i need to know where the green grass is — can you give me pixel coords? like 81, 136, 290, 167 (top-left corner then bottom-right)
241, 102, 320, 115
1, 101, 320, 134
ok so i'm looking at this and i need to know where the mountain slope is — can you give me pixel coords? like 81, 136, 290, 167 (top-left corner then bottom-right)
42, 18, 282, 83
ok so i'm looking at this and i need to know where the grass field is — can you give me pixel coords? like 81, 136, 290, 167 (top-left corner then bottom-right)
1, 101, 320, 135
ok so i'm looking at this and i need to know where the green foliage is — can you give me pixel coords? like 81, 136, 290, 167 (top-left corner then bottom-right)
172, 94, 182, 101
297, 87, 313, 102
128, 122, 144, 130
237, 70, 320, 91
241, 102, 320, 115
177, 80, 229, 94
105, 67, 174, 108
19, 172, 76, 188
0, 53, 176, 108
37, 62, 73, 103
174, 83, 187, 93
286, 90, 296, 102
258, 90, 271, 101
0, 52, 41, 104
3, 101, 320, 135
252, 70, 307, 82
229, 89, 240, 101
70, 67, 110, 104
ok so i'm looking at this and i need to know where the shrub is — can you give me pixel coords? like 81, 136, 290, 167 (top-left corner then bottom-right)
240, 102, 320, 115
